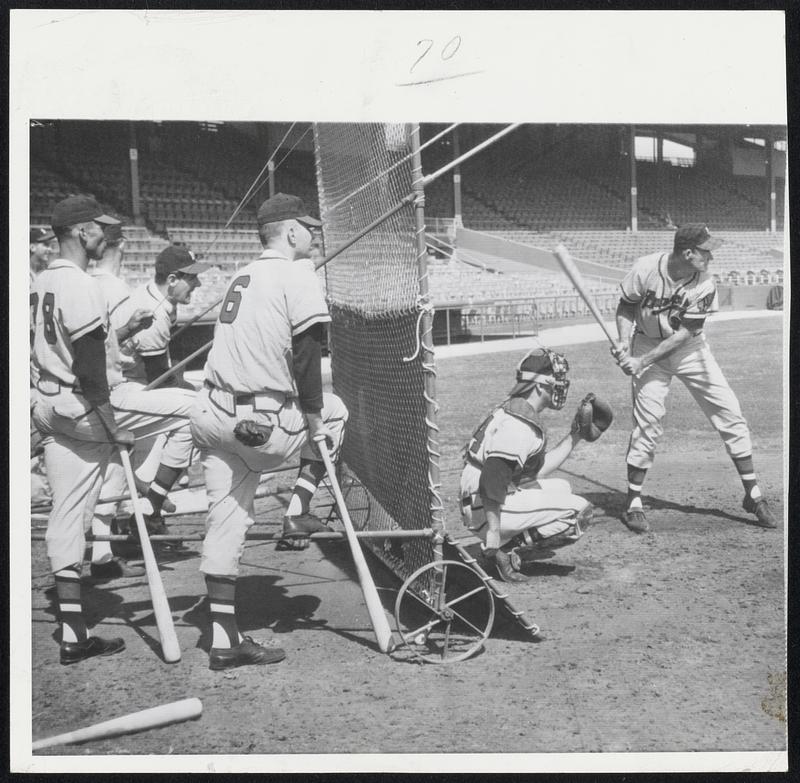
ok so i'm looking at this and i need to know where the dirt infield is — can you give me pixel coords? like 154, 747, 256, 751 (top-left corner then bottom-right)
24, 316, 785, 770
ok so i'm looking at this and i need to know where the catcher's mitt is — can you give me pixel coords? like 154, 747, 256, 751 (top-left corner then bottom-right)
571, 393, 613, 442
233, 419, 274, 447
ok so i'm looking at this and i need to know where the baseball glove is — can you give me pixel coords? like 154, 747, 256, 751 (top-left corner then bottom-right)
571, 393, 613, 442
233, 419, 274, 447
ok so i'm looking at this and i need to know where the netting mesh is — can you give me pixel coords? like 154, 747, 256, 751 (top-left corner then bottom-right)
314, 123, 437, 581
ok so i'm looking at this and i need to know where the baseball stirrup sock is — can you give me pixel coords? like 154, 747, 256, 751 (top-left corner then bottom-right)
286, 459, 327, 516
146, 464, 183, 515
732, 455, 761, 500
55, 568, 87, 643
206, 575, 241, 649
626, 466, 647, 509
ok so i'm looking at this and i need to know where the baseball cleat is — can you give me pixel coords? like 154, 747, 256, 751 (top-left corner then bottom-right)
621, 508, 649, 534
60, 635, 126, 665
281, 513, 329, 537
209, 636, 286, 671
89, 557, 145, 582
742, 496, 778, 529
493, 549, 530, 583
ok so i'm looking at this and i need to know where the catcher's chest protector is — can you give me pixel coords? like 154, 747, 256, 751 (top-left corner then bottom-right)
464, 397, 547, 481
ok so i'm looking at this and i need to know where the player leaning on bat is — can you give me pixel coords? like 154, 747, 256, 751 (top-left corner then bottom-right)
611, 224, 777, 533
30, 196, 133, 664
460, 347, 612, 582
190, 193, 348, 670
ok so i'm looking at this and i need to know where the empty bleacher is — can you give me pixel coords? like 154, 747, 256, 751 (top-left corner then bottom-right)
29, 121, 784, 326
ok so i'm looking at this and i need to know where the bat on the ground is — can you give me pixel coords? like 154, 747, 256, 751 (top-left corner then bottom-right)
553, 243, 622, 352
118, 447, 182, 663
315, 437, 395, 653
32, 697, 202, 750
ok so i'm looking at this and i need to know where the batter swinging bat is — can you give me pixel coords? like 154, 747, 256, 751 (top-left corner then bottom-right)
32, 698, 202, 750
553, 244, 621, 352
314, 437, 395, 654
118, 447, 182, 663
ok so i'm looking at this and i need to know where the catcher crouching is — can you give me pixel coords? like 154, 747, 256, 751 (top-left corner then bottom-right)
459, 347, 612, 582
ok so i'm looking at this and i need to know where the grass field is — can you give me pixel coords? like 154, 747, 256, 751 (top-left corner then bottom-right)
24, 314, 785, 771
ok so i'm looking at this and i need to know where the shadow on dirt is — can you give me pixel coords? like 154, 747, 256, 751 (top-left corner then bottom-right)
574, 486, 758, 528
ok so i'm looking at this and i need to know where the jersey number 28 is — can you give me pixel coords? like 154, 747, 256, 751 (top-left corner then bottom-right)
30, 292, 57, 345
219, 275, 251, 324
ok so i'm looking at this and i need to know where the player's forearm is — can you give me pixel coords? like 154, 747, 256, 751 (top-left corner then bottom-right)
636, 327, 695, 369
72, 328, 110, 406
538, 430, 581, 477
615, 300, 635, 345
482, 500, 502, 551
292, 324, 324, 413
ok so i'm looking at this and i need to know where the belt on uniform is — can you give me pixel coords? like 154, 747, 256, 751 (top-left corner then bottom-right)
36, 374, 80, 395
204, 380, 285, 407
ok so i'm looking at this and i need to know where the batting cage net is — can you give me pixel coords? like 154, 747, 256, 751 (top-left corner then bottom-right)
314, 123, 439, 583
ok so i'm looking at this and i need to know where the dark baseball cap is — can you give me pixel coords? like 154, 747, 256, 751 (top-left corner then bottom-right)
30, 227, 55, 244
256, 192, 322, 227
51, 195, 120, 231
155, 245, 210, 277
674, 224, 723, 252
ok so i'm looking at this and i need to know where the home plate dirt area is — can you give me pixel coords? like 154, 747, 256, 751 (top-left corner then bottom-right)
29, 316, 785, 762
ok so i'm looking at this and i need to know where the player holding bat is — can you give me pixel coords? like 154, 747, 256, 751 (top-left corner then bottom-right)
189, 193, 348, 670
610, 224, 777, 533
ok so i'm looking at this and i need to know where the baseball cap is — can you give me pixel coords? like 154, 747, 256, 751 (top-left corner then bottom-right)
30, 227, 55, 244
51, 195, 120, 231
155, 245, 210, 277
256, 192, 322, 227
674, 224, 723, 252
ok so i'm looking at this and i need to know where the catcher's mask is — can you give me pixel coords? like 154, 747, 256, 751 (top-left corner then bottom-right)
510, 347, 570, 409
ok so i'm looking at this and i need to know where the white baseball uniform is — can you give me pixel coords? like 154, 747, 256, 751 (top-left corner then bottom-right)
191, 251, 347, 576
117, 281, 177, 384
31, 259, 117, 572
459, 398, 588, 547
90, 270, 195, 521
621, 252, 752, 470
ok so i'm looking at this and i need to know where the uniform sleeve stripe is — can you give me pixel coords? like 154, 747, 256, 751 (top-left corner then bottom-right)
137, 348, 168, 357
485, 449, 524, 466
108, 296, 131, 317
291, 312, 331, 335
67, 316, 103, 338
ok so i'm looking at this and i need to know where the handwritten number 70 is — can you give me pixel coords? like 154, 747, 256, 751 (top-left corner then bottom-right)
411, 36, 462, 73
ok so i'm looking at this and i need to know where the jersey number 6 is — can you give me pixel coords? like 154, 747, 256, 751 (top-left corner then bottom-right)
219, 275, 251, 324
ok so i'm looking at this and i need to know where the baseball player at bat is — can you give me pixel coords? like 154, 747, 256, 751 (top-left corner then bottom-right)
189, 192, 348, 670
460, 347, 612, 582
86, 227, 205, 578
30, 196, 132, 664
612, 224, 777, 533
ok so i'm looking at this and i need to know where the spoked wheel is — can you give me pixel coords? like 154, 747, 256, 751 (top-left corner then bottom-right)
394, 560, 495, 664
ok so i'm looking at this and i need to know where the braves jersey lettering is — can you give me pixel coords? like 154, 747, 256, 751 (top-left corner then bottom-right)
205, 253, 331, 395
621, 252, 718, 339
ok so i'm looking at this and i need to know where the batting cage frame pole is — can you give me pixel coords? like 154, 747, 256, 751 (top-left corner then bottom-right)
31, 530, 435, 543
421, 123, 521, 189
410, 123, 446, 566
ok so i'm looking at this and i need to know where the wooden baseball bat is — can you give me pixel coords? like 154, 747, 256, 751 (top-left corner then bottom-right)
32, 697, 202, 750
118, 447, 182, 663
314, 437, 395, 653
553, 243, 621, 351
